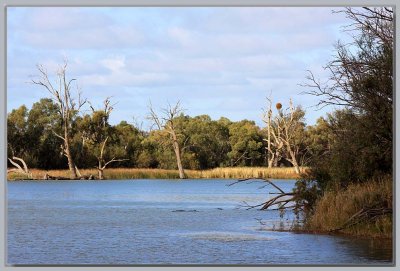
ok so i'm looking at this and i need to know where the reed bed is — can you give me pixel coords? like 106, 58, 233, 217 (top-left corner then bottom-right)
7, 166, 306, 180
306, 175, 393, 238
190, 167, 306, 179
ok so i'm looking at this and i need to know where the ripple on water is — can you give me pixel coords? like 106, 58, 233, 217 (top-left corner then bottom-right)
180, 231, 274, 242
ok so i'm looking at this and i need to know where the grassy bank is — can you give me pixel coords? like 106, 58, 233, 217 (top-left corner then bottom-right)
7, 166, 306, 180
305, 175, 392, 238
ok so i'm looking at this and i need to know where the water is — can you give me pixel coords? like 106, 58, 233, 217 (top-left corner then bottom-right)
7, 179, 393, 265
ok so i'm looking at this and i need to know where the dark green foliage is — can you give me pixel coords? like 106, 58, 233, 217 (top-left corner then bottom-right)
296, 8, 393, 215
227, 120, 264, 167
7, 105, 29, 159
113, 121, 145, 167
7, 106, 276, 170
28, 99, 66, 169
7, 99, 68, 169
180, 115, 230, 169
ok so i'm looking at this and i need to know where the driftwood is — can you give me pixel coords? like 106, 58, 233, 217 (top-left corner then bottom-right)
227, 178, 296, 211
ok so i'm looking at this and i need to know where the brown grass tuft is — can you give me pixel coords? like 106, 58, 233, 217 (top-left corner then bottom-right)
306, 175, 392, 238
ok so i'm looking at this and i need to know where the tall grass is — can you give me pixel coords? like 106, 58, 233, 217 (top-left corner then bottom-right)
189, 167, 306, 179
7, 166, 306, 180
306, 175, 392, 238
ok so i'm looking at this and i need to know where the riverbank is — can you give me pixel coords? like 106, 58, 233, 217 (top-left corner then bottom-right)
304, 175, 392, 239
7, 166, 307, 180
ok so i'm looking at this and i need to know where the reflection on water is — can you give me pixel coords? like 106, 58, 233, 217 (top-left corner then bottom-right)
335, 237, 393, 262
7, 179, 393, 265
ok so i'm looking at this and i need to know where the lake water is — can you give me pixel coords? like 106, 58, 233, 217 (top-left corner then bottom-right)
7, 179, 393, 265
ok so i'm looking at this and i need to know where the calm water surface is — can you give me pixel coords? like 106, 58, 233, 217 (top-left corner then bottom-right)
7, 179, 393, 265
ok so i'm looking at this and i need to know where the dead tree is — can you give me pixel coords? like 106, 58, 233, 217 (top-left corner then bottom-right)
32, 60, 86, 179
263, 95, 273, 167
262, 95, 284, 167
263, 98, 304, 173
84, 98, 127, 180
279, 100, 303, 174
96, 136, 127, 180
7, 156, 32, 179
148, 101, 186, 179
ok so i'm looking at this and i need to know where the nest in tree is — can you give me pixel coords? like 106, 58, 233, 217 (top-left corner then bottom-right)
276, 103, 282, 110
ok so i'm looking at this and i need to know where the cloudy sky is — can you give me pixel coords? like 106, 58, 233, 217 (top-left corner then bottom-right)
7, 7, 352, 128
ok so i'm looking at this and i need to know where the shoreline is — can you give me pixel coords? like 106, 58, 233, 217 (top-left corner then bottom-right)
7, 166, 306, 181
268, 227, 393, 240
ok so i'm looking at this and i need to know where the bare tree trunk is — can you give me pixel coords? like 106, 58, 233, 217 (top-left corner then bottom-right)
64, 132, 78, 179
263, 95, 284, 168
287, 149, 300, 174
171, 131, 186, 179
98, 166, 104, 180
267, 111, 272, 168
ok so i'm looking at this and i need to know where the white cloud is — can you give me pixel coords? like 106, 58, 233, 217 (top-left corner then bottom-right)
167, 27, 195, 47
83, 55, 169, 86
100, 56, 126, 72
26, 8, 110, 30
7, 7, 352, 125
12, 8, 143, 50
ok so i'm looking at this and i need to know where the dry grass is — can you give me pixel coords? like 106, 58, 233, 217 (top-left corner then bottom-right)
188, 167, 307, 179
306, 175, 393, 238
7, 166, 306, 180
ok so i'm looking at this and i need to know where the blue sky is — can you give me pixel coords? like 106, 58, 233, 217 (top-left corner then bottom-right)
7, 7, 352, 128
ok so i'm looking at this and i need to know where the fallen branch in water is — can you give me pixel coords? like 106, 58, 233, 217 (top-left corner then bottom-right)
227, 178, 296, 211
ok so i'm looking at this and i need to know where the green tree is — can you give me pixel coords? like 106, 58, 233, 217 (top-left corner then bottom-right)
7, 105, 36, 176
227, 120, 264, 167
178, 115, 230, 169
303, 7, 393, 187
7, 105, 29, 160
27, 98, 65, 169
114, 121, 145, 168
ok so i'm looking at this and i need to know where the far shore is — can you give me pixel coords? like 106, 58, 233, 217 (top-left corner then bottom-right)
7, 167, 307, 181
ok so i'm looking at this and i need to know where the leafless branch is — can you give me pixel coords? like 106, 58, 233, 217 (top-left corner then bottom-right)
101, 157, 129, 170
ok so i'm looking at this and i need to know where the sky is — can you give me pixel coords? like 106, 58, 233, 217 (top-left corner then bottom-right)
7, 7, 352, 128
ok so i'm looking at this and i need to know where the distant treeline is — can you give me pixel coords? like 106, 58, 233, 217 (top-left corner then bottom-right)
7, 99, 312, 171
